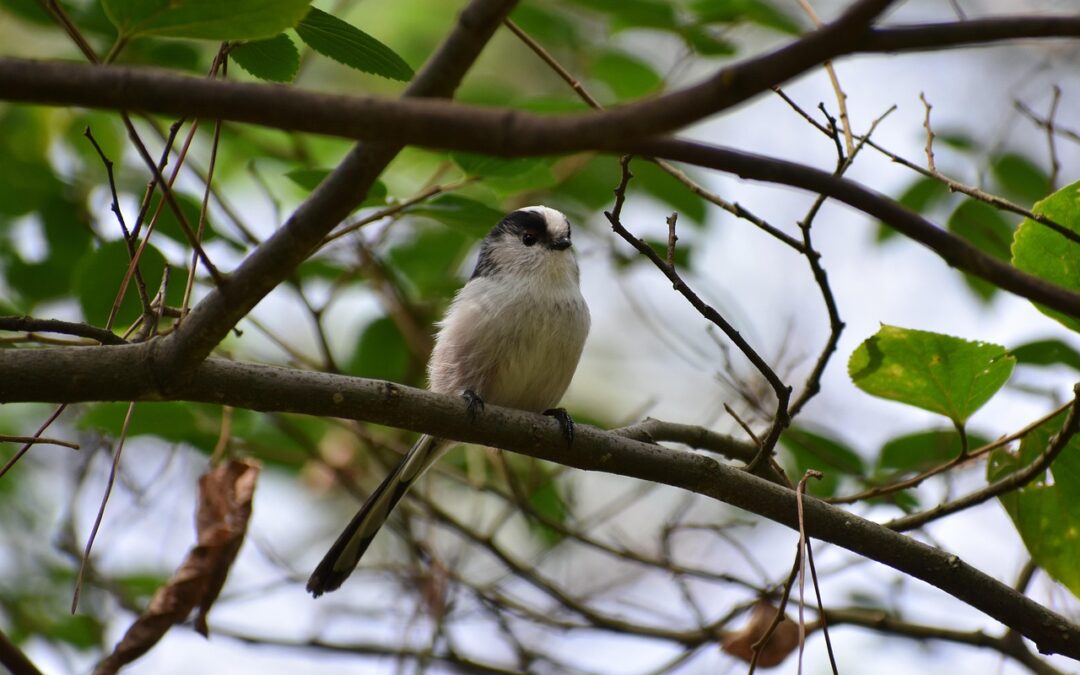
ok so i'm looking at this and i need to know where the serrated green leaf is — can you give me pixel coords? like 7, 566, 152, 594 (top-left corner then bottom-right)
1011, 339, 1080, 370
346, 316, 412, 384
690, 0, 801, 34
295, 7, 413, 81
848, 325, 1015, 426
591, 50, 662, 100
103, 0, 312, 40
946, 199, 1014, 301
988, 412, 1080, 598
1011, 179, 1080, 333
780, 427, 864, 497
230, 33, 299, 82
991, 153, 1051, 206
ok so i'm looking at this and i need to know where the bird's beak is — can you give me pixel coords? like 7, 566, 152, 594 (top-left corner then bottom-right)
549, 237, 572, 251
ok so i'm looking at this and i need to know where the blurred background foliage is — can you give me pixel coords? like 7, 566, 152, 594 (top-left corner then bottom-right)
1, 0, 1079, 672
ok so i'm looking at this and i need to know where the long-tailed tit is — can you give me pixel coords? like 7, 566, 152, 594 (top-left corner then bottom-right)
307, 206, 590, 596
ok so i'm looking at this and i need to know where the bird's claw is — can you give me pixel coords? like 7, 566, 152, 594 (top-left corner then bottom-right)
544, 408, 575, 445
463, 389, 485, 421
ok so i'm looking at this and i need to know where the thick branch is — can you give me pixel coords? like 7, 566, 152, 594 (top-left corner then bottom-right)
0, 347, 1077, 658
0, 1, 898, 160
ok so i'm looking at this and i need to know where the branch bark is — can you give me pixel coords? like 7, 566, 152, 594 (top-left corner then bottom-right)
0, 347, 1077, 658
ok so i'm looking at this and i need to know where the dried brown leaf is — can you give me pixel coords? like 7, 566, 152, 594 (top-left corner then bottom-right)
721, 600, 801, 668
94, 459, 260, 675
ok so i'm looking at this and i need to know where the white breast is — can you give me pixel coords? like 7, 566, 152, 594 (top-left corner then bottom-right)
428, 273, 590, 412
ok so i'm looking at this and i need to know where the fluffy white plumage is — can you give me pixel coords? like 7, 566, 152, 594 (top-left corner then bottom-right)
308, 205, 590, 596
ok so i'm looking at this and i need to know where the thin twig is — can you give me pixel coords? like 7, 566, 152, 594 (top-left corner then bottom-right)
73, 401, 136, 613
918, 92, 936, 172
0, 435, 79, 450
796, 0, 855, 156
0, 404, 67, 479
887, 383, 1080, 531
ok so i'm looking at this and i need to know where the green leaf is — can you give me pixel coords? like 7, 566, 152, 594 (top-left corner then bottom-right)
526, 472, 567, 546
632, 160, 708, 227
230, 33, 299, 82
877, 429, 990, 474
0, 0, 52, 25
450, 153, 544, 179
295, 7, 413, 81
79, 401, 217, 450
679, 25, 737, 56
387, 224, 472, 297
591, 50, 662, 100
645, 238, 690, 268
780, 427, 864, 497
405, 195, 504, 236
509, 4, 581, 48
1010, 339, 1080, 371
848, 325, 1015, 426
146, 192, 219, 245
1011, 179, 1080, 333
0, 107, 63, 218
990, 153, 1051, 206
73, 239, 176, 327
690, 0, 801, 34
946, 199, 1015, 301
988, 412, 1080, 598
346, 316, 412, 384
877, 176, 950, 242
573, 0, 677, 31
103, 0, 312, 40
284, 169, 388, 207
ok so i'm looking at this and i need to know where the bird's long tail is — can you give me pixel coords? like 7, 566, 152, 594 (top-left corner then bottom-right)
307, 434, 446, 597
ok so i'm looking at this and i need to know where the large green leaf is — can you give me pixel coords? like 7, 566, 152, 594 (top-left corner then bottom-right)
990, 153, 1050, 206
946, 199, 1015, 302
780, 427, 864, 497
405, 195, 504, 236
230, 33, 299, 82
988, 412, 1080, 598
877, 429, 990, 474
1010, 338, 1080, 371
346, 316, 413, 384
848, 325, 1015, 426
591, 50, 662, 100
690, 0, 801, 34
877, 176, 951, 242
73, 239, 178, 327
295, 7, 414, 81
1011, 179, 1080, 333
103, 0, 312, 40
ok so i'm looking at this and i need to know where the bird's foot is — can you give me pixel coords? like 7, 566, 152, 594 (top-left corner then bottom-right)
544, 408, 575, 445
462, 389, 485, 421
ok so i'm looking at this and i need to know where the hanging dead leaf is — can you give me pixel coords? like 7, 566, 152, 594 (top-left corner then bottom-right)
94, 459, 260, 675
721, 600, 801, 668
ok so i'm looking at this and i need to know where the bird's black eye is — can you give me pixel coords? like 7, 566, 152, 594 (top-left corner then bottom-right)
522, 232, 538, 247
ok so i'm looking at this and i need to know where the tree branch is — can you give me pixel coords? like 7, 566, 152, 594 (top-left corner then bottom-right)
0, 347, 1077, 658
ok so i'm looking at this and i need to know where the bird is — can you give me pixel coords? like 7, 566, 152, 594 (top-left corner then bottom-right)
307, 205, 591, 597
